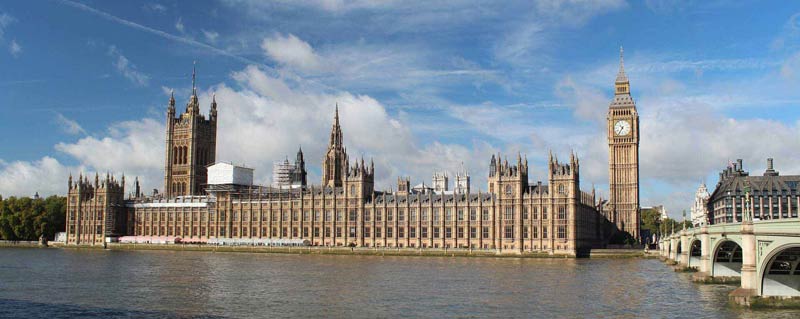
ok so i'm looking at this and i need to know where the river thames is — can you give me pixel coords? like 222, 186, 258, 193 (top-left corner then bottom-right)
1, 248, 798, 318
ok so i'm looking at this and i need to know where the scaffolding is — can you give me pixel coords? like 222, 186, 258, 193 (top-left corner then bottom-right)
272, 159, 295, 188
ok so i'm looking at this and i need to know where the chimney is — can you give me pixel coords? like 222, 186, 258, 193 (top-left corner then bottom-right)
736, 159, 743, 172
764, 158, 779, 176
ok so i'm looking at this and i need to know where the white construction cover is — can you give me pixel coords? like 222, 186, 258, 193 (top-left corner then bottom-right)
207, 162, 254, 185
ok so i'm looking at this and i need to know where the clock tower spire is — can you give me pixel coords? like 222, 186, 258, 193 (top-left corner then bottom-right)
615, 46, 630, 95
607, 46, 641, 241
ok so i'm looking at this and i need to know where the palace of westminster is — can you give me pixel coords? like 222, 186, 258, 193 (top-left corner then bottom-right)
65, 51, 641, 255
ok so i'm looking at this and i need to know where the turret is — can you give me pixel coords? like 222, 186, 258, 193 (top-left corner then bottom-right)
397, 177, 411, 195
168, 90, 176, 115
432, 171, 448, 193
291, 146, 307, 187
210, 93, 218, 121
455, 162, 470, 194
343, 156, 374, 198
489, 154, 497, 177
134, 176, 141, 198
487, 152, 529, 196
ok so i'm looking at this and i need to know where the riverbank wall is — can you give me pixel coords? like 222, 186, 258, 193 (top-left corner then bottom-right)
0, 240, 42, 248
34, 243, 648, 259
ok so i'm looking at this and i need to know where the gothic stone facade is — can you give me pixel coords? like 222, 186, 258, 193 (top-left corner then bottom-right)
163, 69, 217, 198
65, 174, 128, 245
66, 69, 618, 255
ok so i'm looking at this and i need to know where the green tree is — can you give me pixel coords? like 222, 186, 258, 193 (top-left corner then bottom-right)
0, 195, 67, 241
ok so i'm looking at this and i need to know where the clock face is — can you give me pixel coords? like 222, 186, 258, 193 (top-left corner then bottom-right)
614, 120, 631, 136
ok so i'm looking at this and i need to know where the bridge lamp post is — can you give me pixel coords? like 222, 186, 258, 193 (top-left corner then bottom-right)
739, 182, 757, 292
680, 209, 689, 267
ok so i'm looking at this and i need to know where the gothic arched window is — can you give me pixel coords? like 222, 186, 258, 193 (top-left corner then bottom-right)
505, 185, 512, 195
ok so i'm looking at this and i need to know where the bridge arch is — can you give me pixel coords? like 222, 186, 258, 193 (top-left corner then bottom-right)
711, 239, 742, 277
689, 239, 702, 268
759, 244, 800, 297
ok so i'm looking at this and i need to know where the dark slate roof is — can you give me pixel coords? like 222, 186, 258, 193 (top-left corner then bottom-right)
609, 93, 635, 109
710, 166, 800, 200
527, 184, 549, 195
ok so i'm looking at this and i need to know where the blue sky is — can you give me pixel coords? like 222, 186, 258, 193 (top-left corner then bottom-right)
1, 0, 800, 218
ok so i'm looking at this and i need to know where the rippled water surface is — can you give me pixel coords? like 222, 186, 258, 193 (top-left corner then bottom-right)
1, 248, 799, 318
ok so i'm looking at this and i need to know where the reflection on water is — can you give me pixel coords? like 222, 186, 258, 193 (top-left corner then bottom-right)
1, 248, 799, 318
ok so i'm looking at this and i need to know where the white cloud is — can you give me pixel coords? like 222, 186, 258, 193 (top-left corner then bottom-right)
143, 3, 167, 13
107, 45, 150, 86
55, 118, 164, 175
492, 0, 626, 68
61, 0, 263, 67
8, 39, 20, 57
0, 12, 15, 39
551, 66, 800, 217
0, 11, 20, 57
638, 97, 800, 184
494, 22, 546, 66
0, 157, 78, 198
38, 64, 504, 195
202, 29, 219, 43
55, 113, 86, 135
556, 76, 608, 123
261, 33, 322, 72
175, 17, 185, 33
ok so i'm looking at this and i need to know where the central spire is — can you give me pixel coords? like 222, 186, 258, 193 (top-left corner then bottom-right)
616, 46, 628, 84
192, 60, 197, 96
323, 103, 347, 187
187, 61, 200, 115
614, 46, 630, 95
329, 103, 343, 147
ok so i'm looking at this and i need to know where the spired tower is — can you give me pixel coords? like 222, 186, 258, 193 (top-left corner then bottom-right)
164, 65, 218, 197
323, 105, 348, 188
487, 153, 529, 198
454, 163, 470, 194
432, 171, 448, 193
607, 47, 641, 240
290, 147, 308, 188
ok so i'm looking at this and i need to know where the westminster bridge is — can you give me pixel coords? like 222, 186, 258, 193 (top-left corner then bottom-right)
658, 218, 800, 303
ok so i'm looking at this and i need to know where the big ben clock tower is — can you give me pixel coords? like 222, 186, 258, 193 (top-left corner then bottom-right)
607, 47, 640, 241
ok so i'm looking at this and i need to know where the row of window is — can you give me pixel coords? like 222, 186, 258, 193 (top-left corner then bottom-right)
68, 225, 103, 235
134, 206, 569, 223
135, 225, 569, 240
68, 210, 104, 221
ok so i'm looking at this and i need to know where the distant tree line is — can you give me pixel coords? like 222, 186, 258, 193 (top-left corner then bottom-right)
0, 195, 66, 241
640, 207, 691, 239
